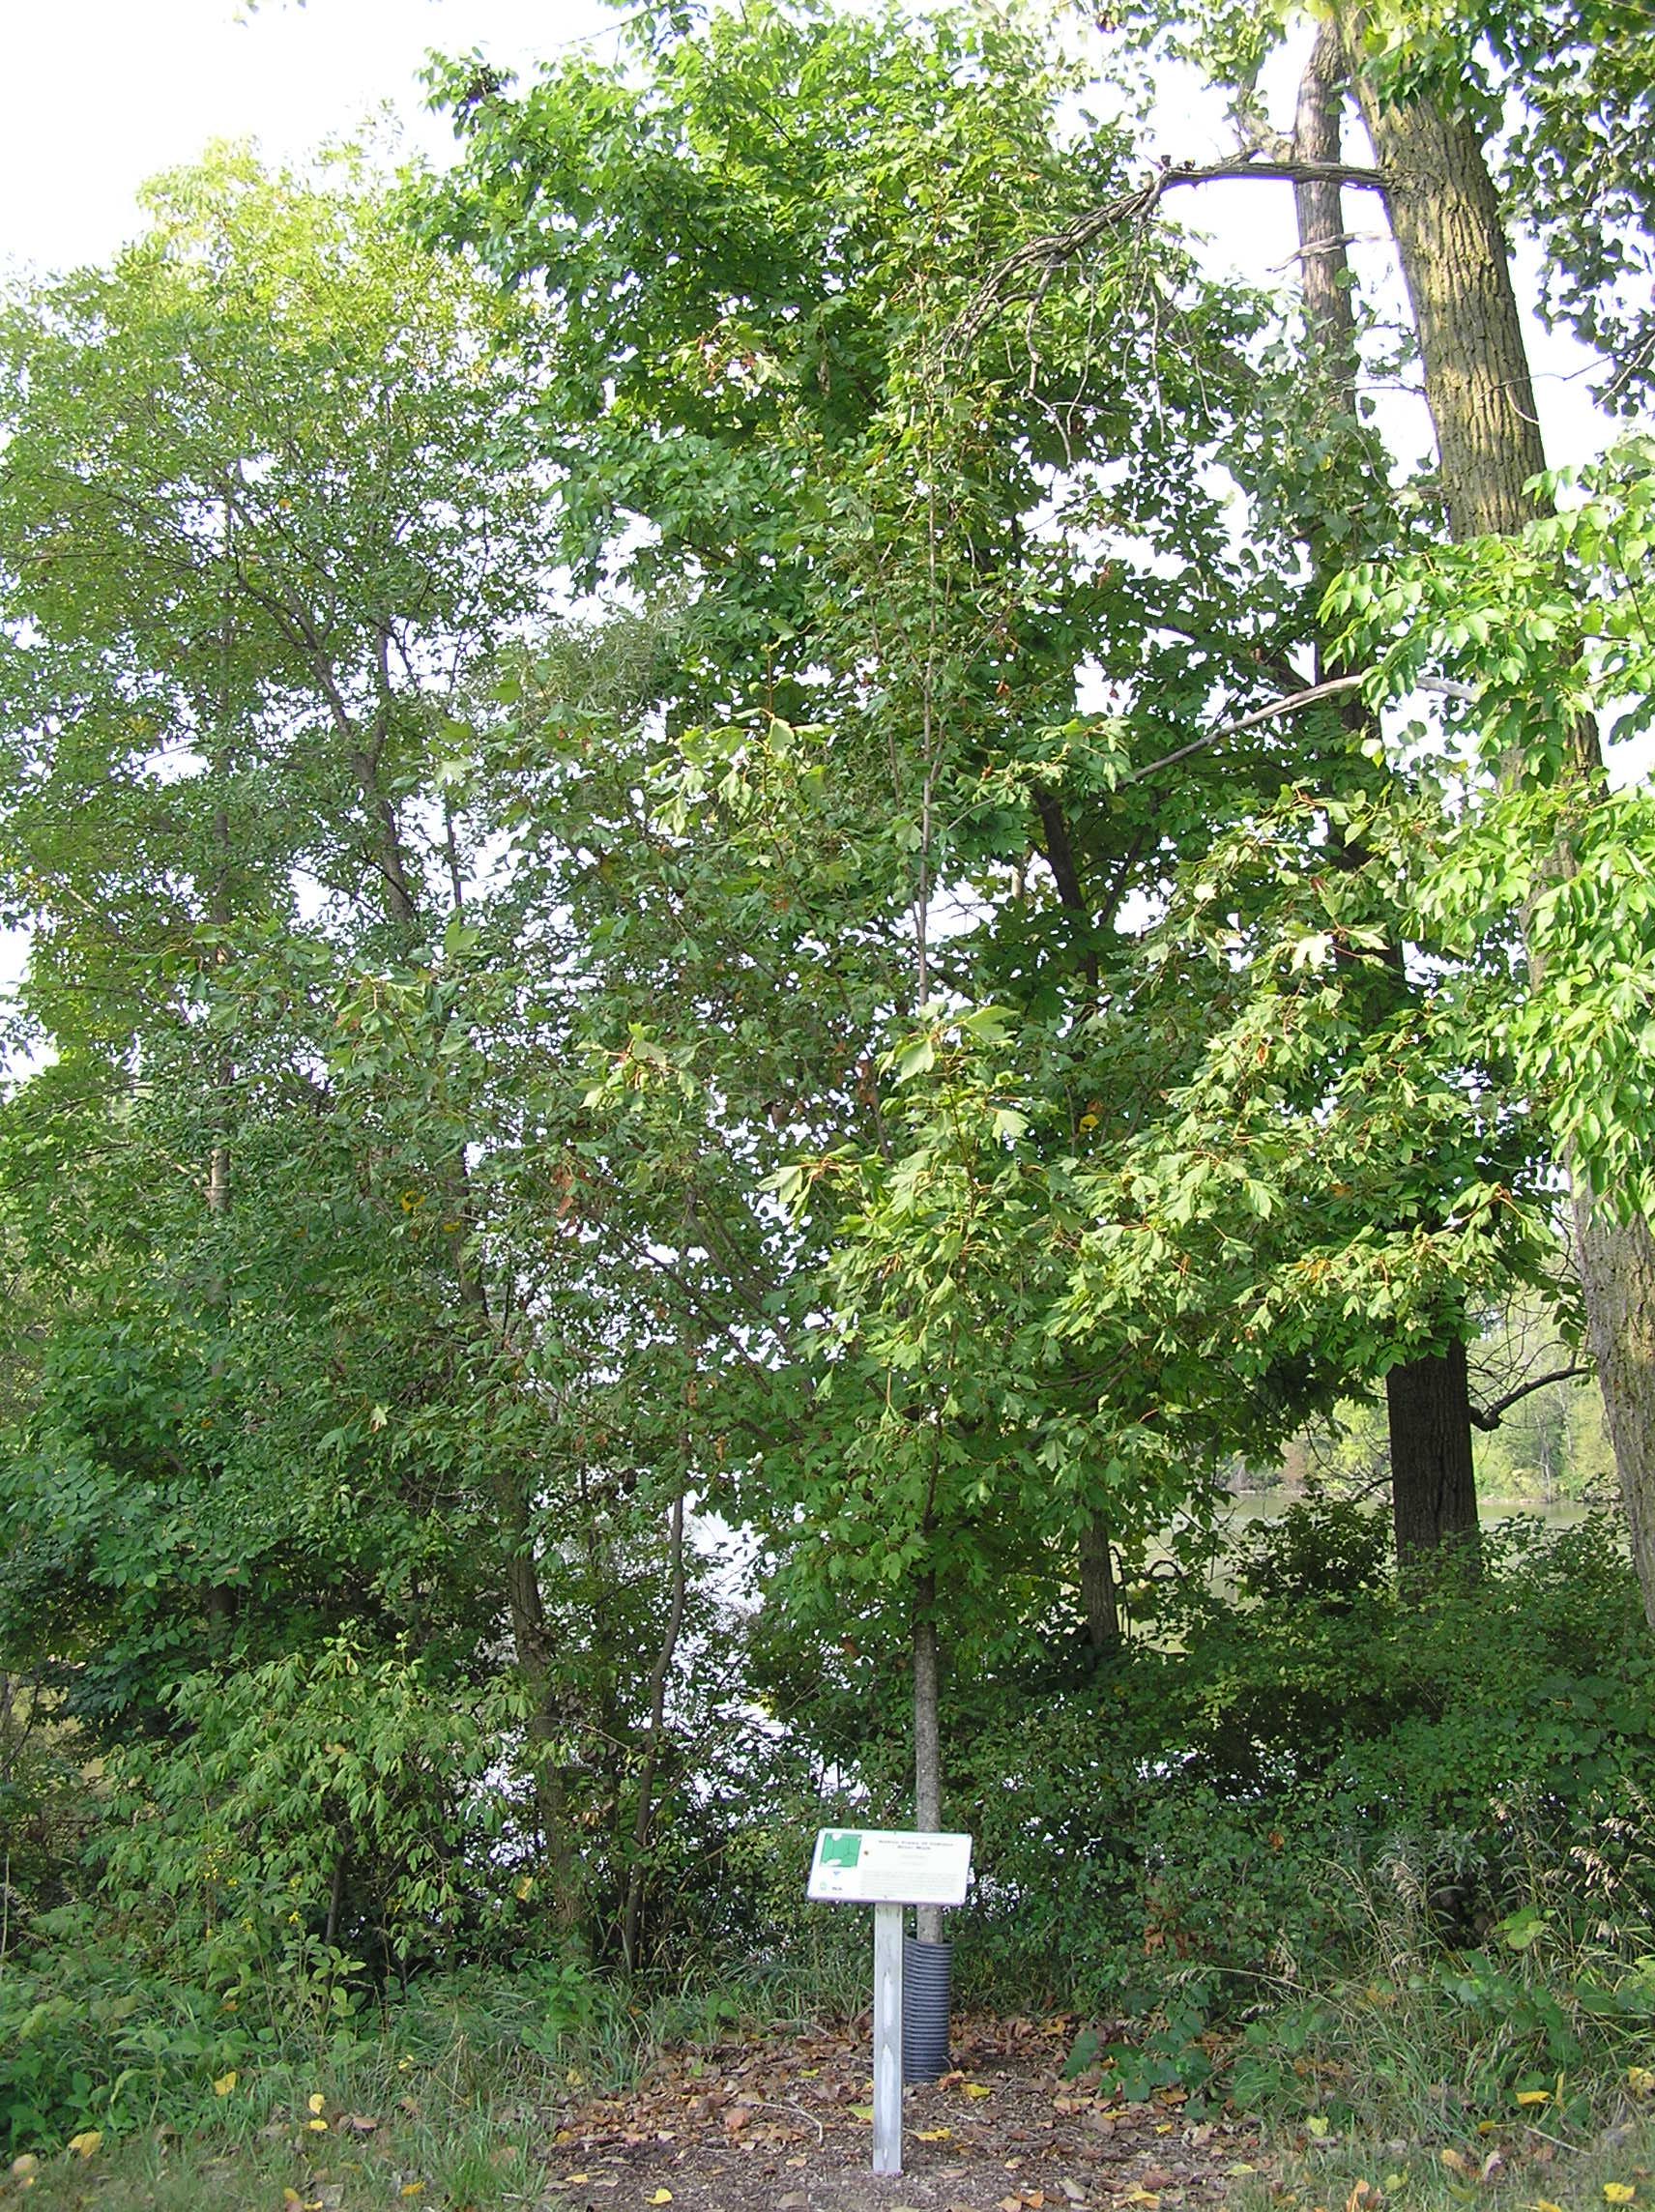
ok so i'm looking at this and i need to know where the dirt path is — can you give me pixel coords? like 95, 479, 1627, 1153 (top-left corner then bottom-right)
542, 2013, 1263, 2212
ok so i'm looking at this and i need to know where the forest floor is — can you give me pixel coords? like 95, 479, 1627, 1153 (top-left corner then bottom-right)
7, 2007, 1653, 2212
540, 2009, 1248, 2212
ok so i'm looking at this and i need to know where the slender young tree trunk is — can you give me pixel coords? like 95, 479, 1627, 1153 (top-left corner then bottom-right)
621, 1484, 687, 1977
354, 706, 589, 1909
204, 549, 239, 1648
1334, 9, 1655, 1615
1293, 32, 1482, 1558
913, 1569, 944, 1945
1292, 22, 1357, 376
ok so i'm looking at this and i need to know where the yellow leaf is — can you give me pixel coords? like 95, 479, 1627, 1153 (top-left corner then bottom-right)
1630, 2069, 1655, 2097
1122, 2191, 1160, 2207
1529, 2199, 1567, 2212
1516, 2090, 1551, 2107
306, 2117, 330, 2132
1604, 2188, 1636, 2204
850, 2104, 876, 2121
67, 2132, 102, 2160
566, 2177, 590, 2187
915, 2128, 952, 2141
1306, 2117, 1331, 2139
213, 2069, 238, 2096
648, 2194, 674, 2206
965, 2081, 993, 2099
1440, 2149, 1471, 2174
400, 2187, 425, 2199
308, 2092, 327, 2114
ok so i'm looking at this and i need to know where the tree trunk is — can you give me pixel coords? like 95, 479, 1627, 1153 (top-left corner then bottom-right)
1079, 1516, 1120, 1651
1334, 10, 1655, 1615
1387, 1336, 1480, 1561
1293, 33, 1480, 1557
1334, 13, 1546, 538
1292, 21, 1357, 375
913, 1570, 944, 1944
621, 1484, 688, 1976
1575, 1199, 1655, 1626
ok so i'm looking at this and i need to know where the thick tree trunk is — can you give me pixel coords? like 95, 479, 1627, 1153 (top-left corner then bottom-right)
1387, 1337, 1480, 1562
1079, 1516, 1120, 1650
1575, 1199, 1655, 1626
913, 1570, 944, 1945
1334, 15, 1546, 538
1292, 34, 1480, 1557
1334, 13, 1655, 1614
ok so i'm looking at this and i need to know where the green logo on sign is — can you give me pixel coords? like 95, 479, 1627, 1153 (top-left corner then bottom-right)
820, 1831, 861, 1869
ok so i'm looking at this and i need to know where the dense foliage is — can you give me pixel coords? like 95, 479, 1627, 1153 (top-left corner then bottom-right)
1, 0, 1653, 2168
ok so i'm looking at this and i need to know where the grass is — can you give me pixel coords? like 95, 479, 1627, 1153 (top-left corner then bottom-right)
0, 1956, 849, 2211
1236, 2109, 1655, 2212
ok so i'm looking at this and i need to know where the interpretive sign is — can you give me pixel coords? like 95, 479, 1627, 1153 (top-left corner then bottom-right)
806, 1828, 973, 2176
807, 1826, 973, 1907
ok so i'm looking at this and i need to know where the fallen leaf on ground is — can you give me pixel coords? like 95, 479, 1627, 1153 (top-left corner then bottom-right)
1605, 2188, 1636, 2204
67, 2131, 102, 2160
213, 2070, 238, 2097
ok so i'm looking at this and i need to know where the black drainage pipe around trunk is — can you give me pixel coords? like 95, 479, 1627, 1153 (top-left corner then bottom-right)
901, 1935, 952, 2082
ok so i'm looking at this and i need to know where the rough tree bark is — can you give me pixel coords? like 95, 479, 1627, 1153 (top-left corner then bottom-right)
1332, 6, 1655, 1623
1386, 1338, 1480, 1563
1079, 1518, 1121, 1650
1293, 26, 1481, 1559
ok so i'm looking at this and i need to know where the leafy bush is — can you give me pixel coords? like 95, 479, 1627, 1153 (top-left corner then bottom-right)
943, 1509, 1655, 2073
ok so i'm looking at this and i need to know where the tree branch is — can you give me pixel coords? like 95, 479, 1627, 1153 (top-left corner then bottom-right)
956, 158, 1391, 347
1128, 672, 1367, 784
1468, 1365, 1590, 1431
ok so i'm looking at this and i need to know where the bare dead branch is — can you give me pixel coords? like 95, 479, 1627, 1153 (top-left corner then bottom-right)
956, 158, 1391, 348
1128, 672, 1367, 784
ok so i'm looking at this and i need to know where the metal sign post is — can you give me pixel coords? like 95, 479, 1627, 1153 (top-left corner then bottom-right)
806, 1827, 973, 2177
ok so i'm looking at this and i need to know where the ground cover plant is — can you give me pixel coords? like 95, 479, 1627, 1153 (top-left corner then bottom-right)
3, 0, 1655, 2202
